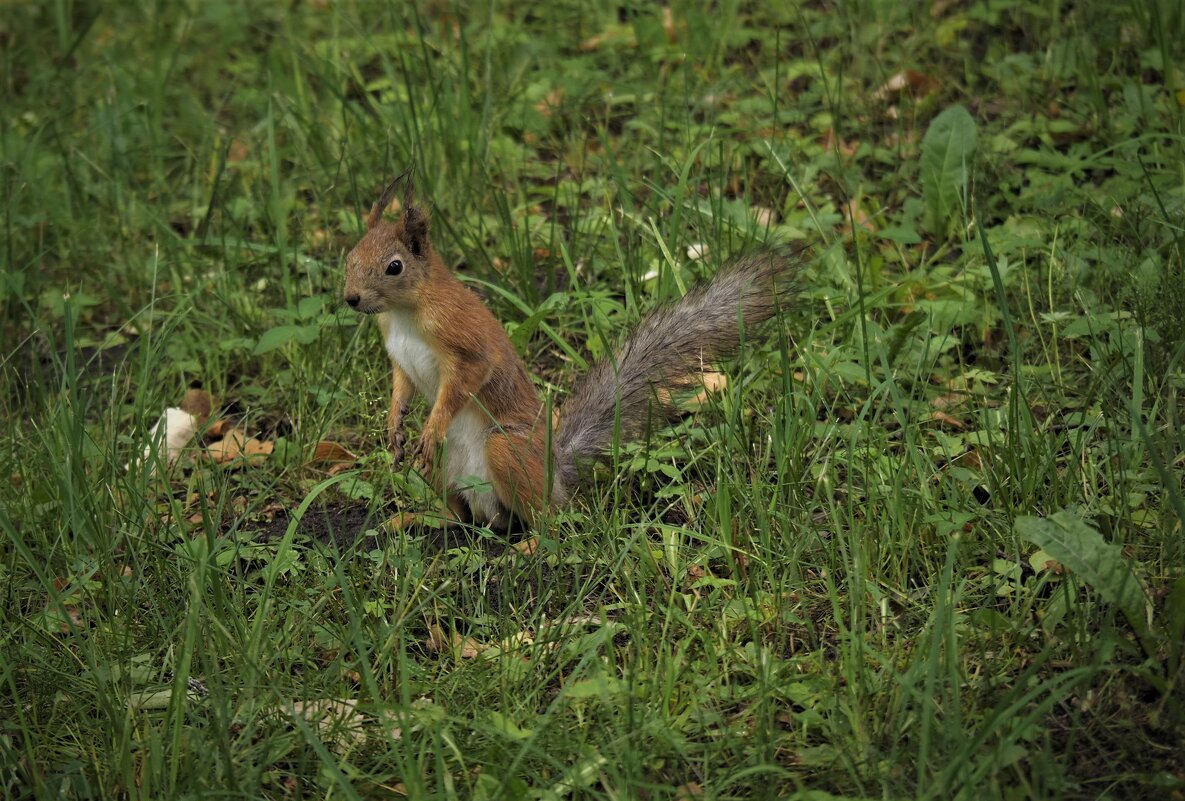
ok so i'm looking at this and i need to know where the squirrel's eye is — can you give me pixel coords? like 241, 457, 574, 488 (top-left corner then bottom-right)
385, 259, 404, 276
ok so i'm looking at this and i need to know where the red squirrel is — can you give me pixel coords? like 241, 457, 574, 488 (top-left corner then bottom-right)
343, 174, 798, 530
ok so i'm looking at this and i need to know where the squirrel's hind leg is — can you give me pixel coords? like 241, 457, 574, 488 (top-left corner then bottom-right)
485, 431, 549, 529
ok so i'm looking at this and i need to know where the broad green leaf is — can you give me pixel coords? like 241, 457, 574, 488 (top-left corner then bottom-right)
921, 104, 978, 237
296, 295, 326, 319
253, 324, 320, 354
1014, 512, 1151, 650
488, 711, 533, 741
562, 675, 629, 700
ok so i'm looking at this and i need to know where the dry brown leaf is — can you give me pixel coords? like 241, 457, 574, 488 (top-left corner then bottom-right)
287, 699, 366, 751
842, 193, 876, 236
661, 6, 681, 43
311, 441, 358, 465
206, 418, 231, 438
686, 371, 728, 408
578, 24, 636, 52
207, 429, 245, 462
871, 70, 940, 103
207, 429, 273, 465
931, 411, 965, 429
425, 624, 449, 654
676, 782, 704, 800
954, 448, 983, 471
512, 537, 539, 557
424, 623, 483, 658
227, 138, 250, 164
534, 87, 565, 117
932, 392, 966, 410
821, 128, 860, 158
243, 437, 274, 460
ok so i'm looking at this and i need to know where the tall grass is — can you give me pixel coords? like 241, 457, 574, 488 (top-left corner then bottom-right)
2, 1, 1183, 799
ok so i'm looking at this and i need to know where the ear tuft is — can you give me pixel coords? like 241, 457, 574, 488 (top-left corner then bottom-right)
365, 165, 415, 230
400, 207, 430, 257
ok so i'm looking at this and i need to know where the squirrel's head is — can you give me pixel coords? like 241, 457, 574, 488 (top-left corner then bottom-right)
343, 172, 434, 314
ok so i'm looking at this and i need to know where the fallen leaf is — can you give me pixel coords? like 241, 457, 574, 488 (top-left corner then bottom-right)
227, 138, 250, 164
425, 624, 449, 654
841, 191, 876, 236
956, 449, 983, 471
686, 371, 728, 408
206, 419, 231, 438
512, 537, 539, 557
311, 441, 358, 465
243, 437, 274, 460
424, 623, 484, 658
457, 637, 483, 659
579, 24, 636, 52
871, 69, 939, 103
821, 128, 860, 158
676, 782, 704, 800
932, 392, 966, 410
661, 6, 681, 43
931, 411, 965, 429
287, 699, 367, 752
207, 429, 273, 465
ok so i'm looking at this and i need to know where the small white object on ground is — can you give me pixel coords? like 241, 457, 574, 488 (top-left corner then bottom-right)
130, 407, 198, 475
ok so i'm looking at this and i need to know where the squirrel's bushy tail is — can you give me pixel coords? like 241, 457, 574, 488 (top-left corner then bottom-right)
551, 248, 800, 492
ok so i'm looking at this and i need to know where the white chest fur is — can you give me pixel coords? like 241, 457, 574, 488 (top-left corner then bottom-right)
378, 311, 500, 522
382, 309, 441, 397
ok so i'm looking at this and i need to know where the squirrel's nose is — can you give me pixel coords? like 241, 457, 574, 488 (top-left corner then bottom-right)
344, 293, 360, 309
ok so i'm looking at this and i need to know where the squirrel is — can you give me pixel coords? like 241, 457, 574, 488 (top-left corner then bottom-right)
343, 173, 799, 531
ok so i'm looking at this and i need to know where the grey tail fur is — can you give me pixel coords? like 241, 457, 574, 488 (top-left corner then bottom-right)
551, 248, 801, 491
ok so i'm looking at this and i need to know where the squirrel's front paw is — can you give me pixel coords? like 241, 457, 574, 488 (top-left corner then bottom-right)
387, 427, 407, 464
387, 403, 411, 463
410, 435, 438, 475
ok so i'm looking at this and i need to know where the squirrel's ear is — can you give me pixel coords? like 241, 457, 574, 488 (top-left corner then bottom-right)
400, 206, 430, 257
365, 165, 415, 230
366, 176, 401, 230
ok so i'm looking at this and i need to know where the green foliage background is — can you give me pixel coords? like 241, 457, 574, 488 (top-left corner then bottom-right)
1, 1, 1183, 799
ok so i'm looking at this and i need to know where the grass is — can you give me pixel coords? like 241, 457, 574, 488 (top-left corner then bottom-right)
2, 1, 1184, 799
